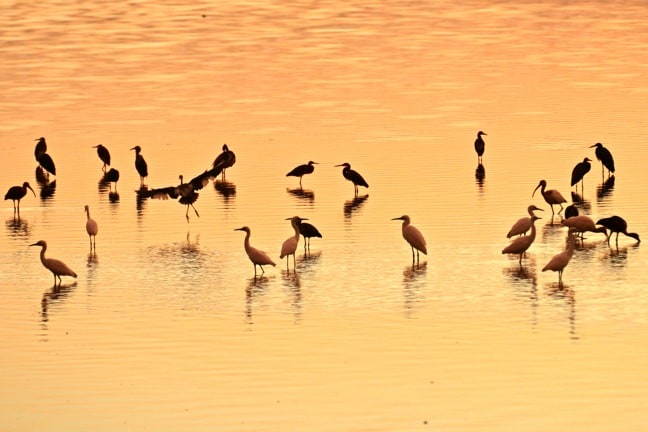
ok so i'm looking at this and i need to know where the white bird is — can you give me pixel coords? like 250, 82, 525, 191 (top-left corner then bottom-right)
392, 215, 427, 264
29, 240, 77, 286
506, 205, 544, 238
532, 179, 567, 215
280, 216, 307, 270
84, 205, 98, 250
561, 215, 607, 239
502, 215, 541, 264
542, 228, 577, 284
235, 226, 276, 276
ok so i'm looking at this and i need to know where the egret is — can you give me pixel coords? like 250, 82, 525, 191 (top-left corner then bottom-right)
570, 157, 591, 191
298, 220, 322, 252
130, 145, 148, 187
392, 215, 427, 264
235, 226, 276, 276
542, 228, 577, 284
281, 216, 307, 270
93, 144, 111, 172
84, 205, 98, 250
506, 205, 544, 238
335, 163, 369, 196
4, 182, 35, 215
212, 144, 236, 180
532, 180, 567, 215
34, 137, 56, 176
561, 215, 607, 239
596, 215, 640, 246
29, 240, 77, 286
502, 215, 541, 264
102, 168, 120, 192
564, 204, 579, 219
589, 142, 615, 178
286, 161, 318, 189
474, 131, 487, 164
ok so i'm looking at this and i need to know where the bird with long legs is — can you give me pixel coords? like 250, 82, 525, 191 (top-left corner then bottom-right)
589, 142, 615, 179
212, 144, 236, 181
570, 157, 591, 193
561, 215, 607, 240
506, 205, 543, 238
4, 182, 35, 216
596, 215, 640, 247
286, 161, 318, 189
84, 205, 98, 250
392, 215, 427, 264
335, 163, 369, 196
130, 145, 148, 188
29, 240, 77, 286
502, 215, 541, 264
532, 180, 567, 215
542, 228, 577, 285
298, 219, 322, 253
281, 216, 307, 271
474, 131, 487, 164
235, 226, 276, 276
34, 137, 56, 177
93, 144, 111, 172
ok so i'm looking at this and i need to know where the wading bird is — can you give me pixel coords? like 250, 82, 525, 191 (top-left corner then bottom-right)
93, 144, 111, 172
130, 145, 148, 187
533, 180, 567, 215
34, 137, 56, 176
84, 205, 98, 250
286, 161, 318, 189
102, 168, 120, 192
281, 216, 307, 270
561, 215, 607, 240
392, 215, 427, 264
596, 215, 640, 246
235, 226, 276, 276
542, 228, 577, 284
212, 144, 236, 180
4, 182, 35, 215
570, 157, 591, 191
335, 163, 369, 196
474, 131, 487, 164
29, 240, 77, 286
502, 215, 541, 264
298, 219, 322, 252
564, 204, 579, 219
506, 205, 544, 238
589, 142, 615, 178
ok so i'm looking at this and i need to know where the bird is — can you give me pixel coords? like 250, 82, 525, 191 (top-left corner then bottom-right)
130, 146, 148, 187
589, 142, 615, 178
564, 204, 579, 219
570, 157, 592, 191
392, 215, 427, 264
93, 144, 111, 172
286, 161, 318, 189
532, 180, 567, 215
502, 215, 541, 264
474, 131, 487, 163
280, 216, 307, 270
4, 182, 35, 215
102, 168, 120, 192
506, 205, 544, 238
235, 226, 276, 276
335, 163, 369, 196
542, 228, 577, 284
82, 205, 99, 250
34, 136, 47, 160
596, 216, 640, 246
212, 144, 236, 181
561, 215, 608, 239
34, 137, 56, 176
29, 240, 77, 286
298, 220, 322, 252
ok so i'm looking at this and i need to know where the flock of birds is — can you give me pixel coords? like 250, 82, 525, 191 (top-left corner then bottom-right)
3, 134, 641, 285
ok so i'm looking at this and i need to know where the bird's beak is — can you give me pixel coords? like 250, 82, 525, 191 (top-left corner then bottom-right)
391, 217, 401, 220
588, 144, 596, 148
27, 185, 35, 196
334, 164, 343, 167
29, 242, 37, 247
129, 147, 136, 150
532, 184, 541, 197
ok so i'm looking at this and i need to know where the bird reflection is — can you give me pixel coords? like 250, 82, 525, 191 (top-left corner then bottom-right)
41, 282, 77, 323
545, 283, 578, 340
214, 180, 236, 200
504, 261, 539, 326
475, 163, 485, 189
596, 175, 615, 200
35, 166, 56, 199
403, 262, 427, 316
245, 276, 271, 325
5, 216, 30, 238
281, 270, 302, 323
87, 251, 98, 266
286, 188, 314, 202
344, 194, 369, 217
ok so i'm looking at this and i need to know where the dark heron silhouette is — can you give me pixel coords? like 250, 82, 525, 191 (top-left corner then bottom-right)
335, 163, 369, 196
286, 161, 318, 189
596, 216, 640, 246
93, 144, 111, 172
570, 157, 591, 191
533, 180, 567, 215
102, 168, 120, 192
502, 215, 541, 264
392, 215, 427, 264
234, 226, 276, 276
564, 204, 579, 219
281, 216, 307, 271
589, 142, 615, 178
34, 137, 56, 176
29, 240, 78, 286
212, 144, 236, 180
130, 146, 148, 187
297, 220, 322, 252
4, 182, 35, 214
474, 131, 487, 163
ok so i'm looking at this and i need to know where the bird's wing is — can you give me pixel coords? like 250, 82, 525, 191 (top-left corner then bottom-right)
137, 186, 178, 200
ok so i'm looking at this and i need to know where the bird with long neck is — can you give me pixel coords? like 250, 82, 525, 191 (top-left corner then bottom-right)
474, 131, 487, 164
532, 180, 566, 215
235, 226, 276, 276
506, 205, 543, 238
542, 228, 577, 284
281, 216, 307, 271
392, 215, 427, 264
130, 145, 148, 187
502, 215, 541, 264
596, 216, 640, 247
29, 240, 77, 286
84, 205, 98, 250
589, 142, 615, 178
335, 163, 369, 196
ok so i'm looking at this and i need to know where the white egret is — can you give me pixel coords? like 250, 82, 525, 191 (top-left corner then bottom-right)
392, 215, 427, 264
235, 226, 276, 276
335, 163, 369, 196
29, 240, 77, 285
542, 228, 577, 284
532, 179, 567, 215
84, 205, 98, 250
286, 161, 318, 189
4, 182, 35, 215
130, 145, 148, 187
596, 216, 640, 246
474, 131, 487, 163
502, 215, 541, 264
281, 216, 307, 270
506, 205, 543, 238
561, 215, 607, 239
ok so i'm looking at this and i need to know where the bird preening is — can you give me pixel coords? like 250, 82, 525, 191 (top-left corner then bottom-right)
29, 240, 77, 286
34, 137, 56, 178
335, 163, 369, 196
213, 144, 236, 181
392, 215, 427, 265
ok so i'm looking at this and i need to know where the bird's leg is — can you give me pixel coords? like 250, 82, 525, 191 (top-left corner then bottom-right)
299, 178, 303, 190
558, 204, 564, 214
191, 204, 200, 218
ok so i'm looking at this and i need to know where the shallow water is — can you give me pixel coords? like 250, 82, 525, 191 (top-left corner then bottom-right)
2, 1, 648, 430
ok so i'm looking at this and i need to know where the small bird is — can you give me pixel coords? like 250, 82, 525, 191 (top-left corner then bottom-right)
298, 220, 322, 252
564, 204, 579, 219
103, 168, 120, 192
4, 182, 35, 215
212, 144, 236, 181
84, 205, 98, 250
93, 144, 111, 172
561, 215, 607, 240
596, 216, 640, 247
506, 205, 544, 238
34, 137, 56, 176
335, 163, 369, 196
130, 145, 148, 187
392, 215, 427, 264
542, 228, 577, 284
502, 215, 541, 264
34, 136, 47, 160
286, 161, 318, 189
235, 226, 276, 276
589, 142, 615, 178
280, 216, 307, 270
29, 240, 77, 286
532, 180, 567, 215
570, 157, 592, 191
474, 131, 487, 164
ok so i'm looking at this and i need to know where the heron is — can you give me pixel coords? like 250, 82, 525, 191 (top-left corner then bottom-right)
298, 220, 322, 252
286, 161, 318, 189
93, 144, 111, 172
570, 157, 591, 191
542, 228, 577, 284
84, 205, 98, 250
589, 143, 615, 178
502, 215, 541, 264
235, 226, 276, 276
596, 215, 640, 246
392, 215, 427, 264
561, 215, 607, 240
474, 131, 487, 164
34, 137, 56, 176
4, 182, 35, 215
281, 216, 307, 270
130, 146, 148, 187
335, 163, 369, 196
212, 144, 236, 180
532, 180, 567, 215
506, 205, 544, 238
29, 240, 77, 286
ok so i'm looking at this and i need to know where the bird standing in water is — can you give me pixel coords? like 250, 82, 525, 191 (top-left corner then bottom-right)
93, 144, 111, 172
281, 216, 307, 271
335, 163, 369, 196
596, 215, 640, 246
502, 215, 541, 264
392, 215, 427, 264
235, 226, 276, 276
84, 205, 98, 250
542, 228, 577, 285
212, 144, 236, 181
286, 161, 318, 189
532, 179, 567, 215
589, 142, 615, 178
4, 182, 35, 215
34, 137, 56, 177
570, 157, 592, 192
130, 145, 148, 188
297, 219, 322, 252
474, 131, 487, 164
29, 240, 77, 286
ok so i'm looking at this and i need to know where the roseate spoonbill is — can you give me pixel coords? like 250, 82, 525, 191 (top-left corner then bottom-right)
596, 216, 640, 246
286, 161, 318, 189
84, 205, 98, 250
4, 182, 35, 214
474, 131, 487, 163
589, 142, 615, 178
335, 163, 369, 196
93, 144, 111, 172
235, 226, 276, 276
542, 228, 577, 284
506, 205, 543, 238
570, 157, 591, 190
533, 180, 567, 215
29, 240, 77, 286
280, 216, 307, 270
561, 215, 607, 239
298, 220, 322, 251
212, 144, 236, 180
502, 215, 541, 264
130, 145, 148, 187
392, 215, 427, 264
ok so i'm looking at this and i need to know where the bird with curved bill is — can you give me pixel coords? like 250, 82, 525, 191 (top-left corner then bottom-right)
596, 215, 640, 247
532, 179, 566, 215
4, 182, 35, 215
